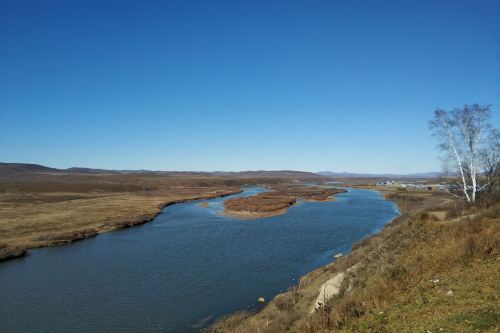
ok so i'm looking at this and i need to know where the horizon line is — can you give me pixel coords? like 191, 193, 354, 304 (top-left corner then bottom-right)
1, 161, 441, 176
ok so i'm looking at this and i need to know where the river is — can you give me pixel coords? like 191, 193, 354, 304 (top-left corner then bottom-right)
0, 187, 399, 332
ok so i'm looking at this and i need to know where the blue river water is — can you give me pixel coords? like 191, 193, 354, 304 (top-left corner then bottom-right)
0, 187, 398, 332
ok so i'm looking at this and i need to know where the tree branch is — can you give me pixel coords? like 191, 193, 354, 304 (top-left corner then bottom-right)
476, 177, 497, 192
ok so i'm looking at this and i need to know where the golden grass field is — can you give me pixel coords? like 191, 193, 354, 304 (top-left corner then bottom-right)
0, 179, 240, 261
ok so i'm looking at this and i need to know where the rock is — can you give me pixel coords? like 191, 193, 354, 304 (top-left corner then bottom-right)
446, 290, 454, 296
258, 297, 265, 303
334, 253, 343, 259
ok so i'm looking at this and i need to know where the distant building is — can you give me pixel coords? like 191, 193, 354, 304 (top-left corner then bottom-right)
376, 181, 445, 191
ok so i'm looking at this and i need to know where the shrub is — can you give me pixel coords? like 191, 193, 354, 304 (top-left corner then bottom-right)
332, 298, 365, 328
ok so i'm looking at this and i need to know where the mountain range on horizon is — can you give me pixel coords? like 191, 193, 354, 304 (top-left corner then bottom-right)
0, 162, 320, 179
0, 162, 441, 179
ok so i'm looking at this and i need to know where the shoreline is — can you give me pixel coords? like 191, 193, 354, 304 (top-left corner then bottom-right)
0, 189, 243, 263
221, 207, 291, 219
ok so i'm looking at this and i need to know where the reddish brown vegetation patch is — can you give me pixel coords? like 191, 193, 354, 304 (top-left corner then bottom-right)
223, 186, 346, 217
224, 194, 296, 214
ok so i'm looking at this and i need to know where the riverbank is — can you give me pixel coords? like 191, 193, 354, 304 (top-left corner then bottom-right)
208, 188, 500, 332
0, 188, 242, 262
223, 185, 346, 218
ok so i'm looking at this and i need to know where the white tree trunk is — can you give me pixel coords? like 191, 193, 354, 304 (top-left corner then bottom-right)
442, 117, 471, 203
471, 161, 476, 203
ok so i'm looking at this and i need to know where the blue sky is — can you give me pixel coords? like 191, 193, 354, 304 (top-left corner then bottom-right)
1, 0, 499, 173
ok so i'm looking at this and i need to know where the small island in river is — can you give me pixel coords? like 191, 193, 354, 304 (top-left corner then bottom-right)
223, 185, 347, 218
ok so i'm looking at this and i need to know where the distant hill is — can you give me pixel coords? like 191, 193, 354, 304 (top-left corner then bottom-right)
0, 162, 323, 179
317, 171, 442, 179
0, 163, 442, 180
0, 162, 63, 178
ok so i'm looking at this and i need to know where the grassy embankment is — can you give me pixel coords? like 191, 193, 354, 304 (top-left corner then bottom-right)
223, 185, 346, 218
208, 188, 500, 333
0, 163, 323, 261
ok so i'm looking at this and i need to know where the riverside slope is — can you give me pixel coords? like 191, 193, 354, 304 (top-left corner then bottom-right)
208, 188, 500, 333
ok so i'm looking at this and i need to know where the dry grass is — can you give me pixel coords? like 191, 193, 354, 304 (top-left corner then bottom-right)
0, 185, 242, 261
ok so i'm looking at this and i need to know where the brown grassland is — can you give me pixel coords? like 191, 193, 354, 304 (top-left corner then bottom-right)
208, 188, 500, 333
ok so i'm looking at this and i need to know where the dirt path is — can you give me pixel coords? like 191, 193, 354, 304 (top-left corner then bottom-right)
311, 272, 346, 312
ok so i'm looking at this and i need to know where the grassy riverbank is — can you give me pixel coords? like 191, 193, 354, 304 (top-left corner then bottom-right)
0, 163, 324, 262
208, 188, 500, 332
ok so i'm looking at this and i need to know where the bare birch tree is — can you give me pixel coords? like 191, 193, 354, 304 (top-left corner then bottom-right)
429, 104, 497, 204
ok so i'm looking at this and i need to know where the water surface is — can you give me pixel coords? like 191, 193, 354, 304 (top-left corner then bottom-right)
0, 187, 398, 332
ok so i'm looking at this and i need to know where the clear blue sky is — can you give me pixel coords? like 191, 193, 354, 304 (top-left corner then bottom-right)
1, 0, 499, 173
